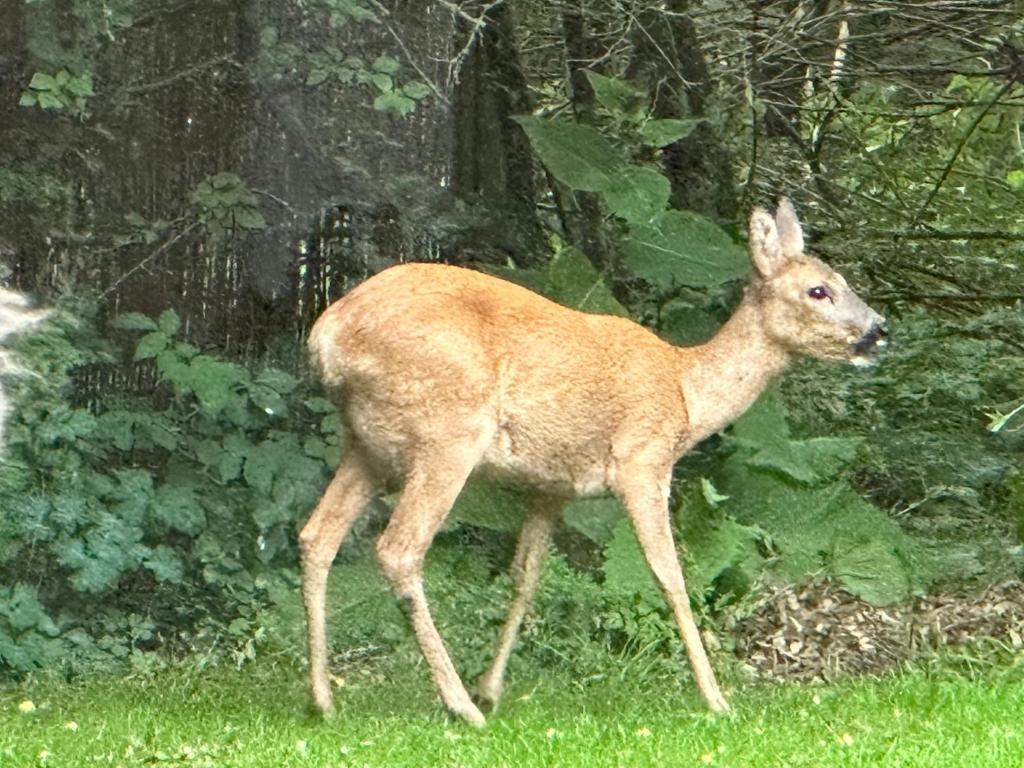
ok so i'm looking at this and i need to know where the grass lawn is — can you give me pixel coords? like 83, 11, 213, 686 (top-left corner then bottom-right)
2, 657, 1023, 767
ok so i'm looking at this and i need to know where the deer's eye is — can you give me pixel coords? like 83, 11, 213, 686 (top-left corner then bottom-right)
807, 285, 830, 300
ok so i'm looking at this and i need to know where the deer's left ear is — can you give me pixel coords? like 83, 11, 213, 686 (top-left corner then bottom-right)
749, 206, 786, 279
775, 197, 804, 259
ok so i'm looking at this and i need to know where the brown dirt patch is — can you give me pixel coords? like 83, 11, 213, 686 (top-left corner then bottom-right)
732, 580, 1024, 680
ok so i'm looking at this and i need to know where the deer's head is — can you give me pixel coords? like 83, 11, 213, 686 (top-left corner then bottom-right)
748, 199, 887, 366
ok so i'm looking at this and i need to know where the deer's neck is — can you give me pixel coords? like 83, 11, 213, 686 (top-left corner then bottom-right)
679, 296, 791, 443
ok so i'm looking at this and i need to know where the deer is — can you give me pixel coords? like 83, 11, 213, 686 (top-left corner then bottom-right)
299, 198, 887, 726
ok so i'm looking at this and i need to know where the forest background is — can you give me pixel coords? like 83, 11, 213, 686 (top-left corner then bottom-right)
0, 0, 1022, 683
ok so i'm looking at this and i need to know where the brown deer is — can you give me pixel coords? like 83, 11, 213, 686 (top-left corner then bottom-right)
300, 199, 887, 726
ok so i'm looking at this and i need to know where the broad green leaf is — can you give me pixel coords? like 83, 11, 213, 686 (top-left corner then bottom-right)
1006, 169, 1024, 190
255, 368, 298, 394
373, 91, 416, 116
623, 209, 748, 288
602, 518, 660, 602
542, 244, 628, 316
65, 73, 93, 97
370, 72, 393, 93
18, 92, 37, 107
134, 331, 169, 360
448, 476, 527, 532
153, 485, 205, 535
28, 72, 58, 91
187, 356, 244, 415
563, 497, 623, 544
743, 435, 863, 485
585, 70, 645, 117
157, 309, 180, 336
372, 55, 400, 74
233, 207, 266, 230
402, 80, 431, 99
114, 312, 158, 332
639, 118, 703, 147
514, 116, 624, 192
143, 545, 185, 583
304, 396, 337, 414
305, 69, 330, 86
599, 164, 670, 224
37, 92, 64, 110
830, 538, 915, 606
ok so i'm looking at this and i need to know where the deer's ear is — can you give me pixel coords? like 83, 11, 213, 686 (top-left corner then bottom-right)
775, 197, 804, 258
749, 206, 786, 279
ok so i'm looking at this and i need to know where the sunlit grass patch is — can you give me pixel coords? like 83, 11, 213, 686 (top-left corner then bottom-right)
2, 659, 1023, 767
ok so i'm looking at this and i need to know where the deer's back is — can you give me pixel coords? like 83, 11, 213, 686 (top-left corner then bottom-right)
309, 263, 688, 492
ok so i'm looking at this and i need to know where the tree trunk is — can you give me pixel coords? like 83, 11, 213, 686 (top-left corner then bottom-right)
450, 2, 547, 267
627, 0, 737, 223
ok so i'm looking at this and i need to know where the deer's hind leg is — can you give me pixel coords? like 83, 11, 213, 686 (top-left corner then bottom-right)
475, 494, 561, 711
375, 431, 491, 727
300, 447, 379, 715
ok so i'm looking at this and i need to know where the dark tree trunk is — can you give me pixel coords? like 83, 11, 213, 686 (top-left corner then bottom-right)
557, 2, 619, 277
627, 0, 737, 223
450, 3, 547, 267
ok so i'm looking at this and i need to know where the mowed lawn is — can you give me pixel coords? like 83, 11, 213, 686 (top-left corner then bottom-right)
3, 658, 1023, 767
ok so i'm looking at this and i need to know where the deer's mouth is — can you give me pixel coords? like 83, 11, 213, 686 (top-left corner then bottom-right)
849, 322, 888, 366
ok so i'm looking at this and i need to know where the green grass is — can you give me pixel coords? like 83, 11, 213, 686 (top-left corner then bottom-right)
3, 658, 1024, 767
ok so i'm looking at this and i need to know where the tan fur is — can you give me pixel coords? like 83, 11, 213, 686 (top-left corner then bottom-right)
299, 199, 885, 726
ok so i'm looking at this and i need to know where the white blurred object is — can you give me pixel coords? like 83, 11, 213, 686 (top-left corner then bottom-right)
0, 287, 49, 452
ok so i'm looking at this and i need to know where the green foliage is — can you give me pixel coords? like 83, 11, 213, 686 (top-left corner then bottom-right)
516, 74, 745, 290
0, 302, 337, 676
257, 1, 430, 116
190, 173, 267, 240
19, 69, 93, 115
484, 237, 628, 316
623, 209, 748, 289
719, 393, 931, 605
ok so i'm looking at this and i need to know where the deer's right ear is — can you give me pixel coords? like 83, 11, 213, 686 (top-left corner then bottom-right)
749, 206, 786, 279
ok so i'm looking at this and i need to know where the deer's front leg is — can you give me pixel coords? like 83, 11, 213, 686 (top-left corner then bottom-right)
619, 476, 729, 713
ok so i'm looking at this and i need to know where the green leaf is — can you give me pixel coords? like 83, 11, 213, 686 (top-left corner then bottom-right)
373, 91, 416, 115
602, 518, 660, 602
743, 435, 863, 485
304, 397, 337, 414
370, 72, 393, 93
187, 356, 244, 415
599, 164, 670, 224
65, 72, 93, 97
306, 69, 330, 86
585, 70, 646, 117
639, 118, 703, 147
563, 497, 623, 545
542, 244, 628, 316
623, 209, 748, 288
514, 116, 624, 192
157, 309, 180, 337
255, 368, 298, 394
134, 331, 169, 360
1006, 169, 1024, 191
372, 55, 400, 74
401, 80, 431, 99
153, 485, 206, 535
830, 538, 914, 606
37, 92, 64, 110
448, 476, 527, 532
143, 545, 185, 583
115, 312, 159, 332
18, 92, 37, 107
28, 72, 58, 91
701, 478, 730, 507
233, 207, 266, 230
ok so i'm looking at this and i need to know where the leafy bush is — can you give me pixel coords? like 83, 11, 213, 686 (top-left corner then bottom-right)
0, 300, 336, 675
